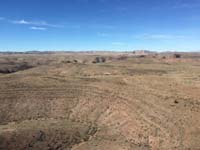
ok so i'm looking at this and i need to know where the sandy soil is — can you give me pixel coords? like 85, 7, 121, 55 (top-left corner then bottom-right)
0, 52, 200, 150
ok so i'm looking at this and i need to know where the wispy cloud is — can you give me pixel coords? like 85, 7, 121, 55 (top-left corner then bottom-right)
12, 20, 29, 24
12, 19, 64, 28
134, 34, 186, 40
173, 3, 200, 8
173, 0, 200, 9
0, 17, 5, 20
30, 26, 47, 31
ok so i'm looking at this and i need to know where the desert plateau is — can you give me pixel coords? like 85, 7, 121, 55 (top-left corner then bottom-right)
0, 52, 200, 150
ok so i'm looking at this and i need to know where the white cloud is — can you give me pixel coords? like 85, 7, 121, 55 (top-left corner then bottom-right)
13, 19, 30, 24
12, 19, 63, 28
30, 26, 47, 31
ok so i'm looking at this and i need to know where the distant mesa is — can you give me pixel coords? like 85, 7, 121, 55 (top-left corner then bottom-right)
133, 50, 155, 54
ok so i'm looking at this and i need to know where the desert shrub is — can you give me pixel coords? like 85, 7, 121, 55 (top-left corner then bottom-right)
101, 57, 106, 62
138, 55, 146, 58
173, 54, 181, 58
117, 55, 128, 60
95, 57, 101, 63
73, 60, 78, 63
92, 57, 106, 63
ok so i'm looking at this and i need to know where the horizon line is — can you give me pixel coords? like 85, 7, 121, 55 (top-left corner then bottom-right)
0, 49, 199, 53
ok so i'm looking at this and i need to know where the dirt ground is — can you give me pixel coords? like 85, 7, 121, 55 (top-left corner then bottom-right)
0, 52, 200, 150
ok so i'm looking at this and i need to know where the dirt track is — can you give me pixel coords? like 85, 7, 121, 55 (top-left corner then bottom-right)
0, 53, 200, 150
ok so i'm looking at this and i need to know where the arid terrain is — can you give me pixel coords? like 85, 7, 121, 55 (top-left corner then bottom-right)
0, 51, 200, 150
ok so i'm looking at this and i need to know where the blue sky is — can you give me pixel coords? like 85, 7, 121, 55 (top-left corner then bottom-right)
0, 0, 200, 51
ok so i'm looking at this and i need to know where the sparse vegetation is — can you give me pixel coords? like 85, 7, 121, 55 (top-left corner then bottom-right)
92, 56, 106, 63
173, 53, 181, 58
0, 52, 200, 150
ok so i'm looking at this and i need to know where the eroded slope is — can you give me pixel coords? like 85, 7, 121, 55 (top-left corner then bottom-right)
0, 54, 200, 150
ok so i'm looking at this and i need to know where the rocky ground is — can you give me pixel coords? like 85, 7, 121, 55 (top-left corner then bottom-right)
0, 52, 200, 150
